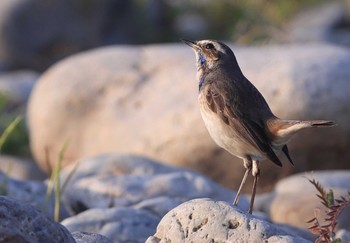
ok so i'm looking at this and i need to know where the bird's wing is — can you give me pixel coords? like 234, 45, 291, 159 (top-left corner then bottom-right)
205, 85, 282, 166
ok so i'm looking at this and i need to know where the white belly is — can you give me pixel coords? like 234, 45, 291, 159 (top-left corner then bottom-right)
198, 94, 265, 161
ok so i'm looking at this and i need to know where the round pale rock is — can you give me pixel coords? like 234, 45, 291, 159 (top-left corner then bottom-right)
265, 171, 350, 230
27, 43, 350, 191
146, 198, 312, 243
0, 196, 75, 243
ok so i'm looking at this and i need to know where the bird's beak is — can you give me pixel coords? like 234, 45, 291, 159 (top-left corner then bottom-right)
181, 39, 200, 50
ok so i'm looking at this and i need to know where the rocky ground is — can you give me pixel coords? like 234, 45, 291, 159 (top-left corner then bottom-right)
1, 1, 350, 243
1, 155, 350, 242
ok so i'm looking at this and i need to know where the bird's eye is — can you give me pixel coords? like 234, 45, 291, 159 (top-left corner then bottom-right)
205, 43, 214, 49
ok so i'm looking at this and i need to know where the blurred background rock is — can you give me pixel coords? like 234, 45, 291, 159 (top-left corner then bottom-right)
1, 0, 349, 72
1, 0, 350, 189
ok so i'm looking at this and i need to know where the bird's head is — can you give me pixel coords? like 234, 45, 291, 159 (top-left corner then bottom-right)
181, 39, 234, 71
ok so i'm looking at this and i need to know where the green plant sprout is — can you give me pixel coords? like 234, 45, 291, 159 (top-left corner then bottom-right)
0, 115, 22, 195
0, 116, 22, 152
0, 172, 9, 195
44, 139, 79, 222
45, 140, 70, 222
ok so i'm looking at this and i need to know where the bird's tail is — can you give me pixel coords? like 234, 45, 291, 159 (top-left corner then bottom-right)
300, 120, 336, 127
270, 119, 336, 146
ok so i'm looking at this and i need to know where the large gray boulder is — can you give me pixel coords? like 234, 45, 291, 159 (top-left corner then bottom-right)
0, 196, 75, 243
146, 198, 313, 243
27, 43, 350, 191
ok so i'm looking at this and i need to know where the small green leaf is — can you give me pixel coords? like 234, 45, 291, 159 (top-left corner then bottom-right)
327, 189, 335, 207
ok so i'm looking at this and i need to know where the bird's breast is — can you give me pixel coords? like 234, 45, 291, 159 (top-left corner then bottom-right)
198, 93, 265, 161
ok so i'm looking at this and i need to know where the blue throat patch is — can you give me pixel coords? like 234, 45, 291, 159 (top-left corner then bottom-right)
197, 52, 206, 92
199, 53, 206, 66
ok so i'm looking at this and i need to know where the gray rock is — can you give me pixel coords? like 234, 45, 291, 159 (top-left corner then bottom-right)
146, 198, 312, 243
276, 224, 316, 242
0, 196, 75, 243
274, 170, 350, 193
62, 207, 159, 243
132, 196, 183, 219
335, 229, 350, 242
71, 232, 113, 243
28, 43, 350, 192
0, 155, 46, 181
174, 13, 208, 39
0, 0, 174, 70
0, 70, 38, 110
287, 2, 350, 46
253, 192, 275, 214
60, 154, 249, 215
0, 171, 68, 220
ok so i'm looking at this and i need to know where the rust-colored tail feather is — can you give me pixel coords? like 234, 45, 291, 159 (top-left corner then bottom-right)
270, 119, 336, 148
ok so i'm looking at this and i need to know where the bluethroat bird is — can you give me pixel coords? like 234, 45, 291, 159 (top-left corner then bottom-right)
182, 39, 336, 214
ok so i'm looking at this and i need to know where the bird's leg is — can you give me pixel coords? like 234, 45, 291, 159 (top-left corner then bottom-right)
248, 160, 260, 214
233, 157, 252, 206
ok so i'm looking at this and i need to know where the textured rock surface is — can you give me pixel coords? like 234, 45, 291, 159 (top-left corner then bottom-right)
60, 153, 248, 215
146, 198, 312, 243
0, 196, 75, 243
71, 231, 113, 243
63, 207, 159, 243
28, 43, 350, 191
59, 154, 249, 242
132, 197, 183, 219
258, 170, 350, 230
